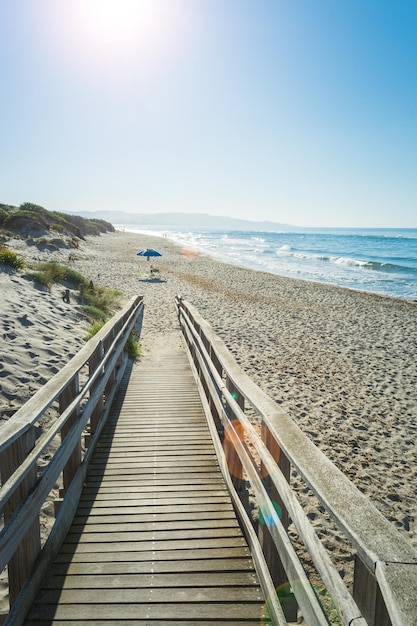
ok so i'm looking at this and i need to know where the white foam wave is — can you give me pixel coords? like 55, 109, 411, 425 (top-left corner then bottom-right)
330, 256, 368, 268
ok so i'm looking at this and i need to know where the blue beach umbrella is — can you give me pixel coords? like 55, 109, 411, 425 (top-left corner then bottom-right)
136, 248, 162, 262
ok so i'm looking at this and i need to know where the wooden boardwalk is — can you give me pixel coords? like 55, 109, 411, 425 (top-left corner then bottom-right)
24, 338, 270, 625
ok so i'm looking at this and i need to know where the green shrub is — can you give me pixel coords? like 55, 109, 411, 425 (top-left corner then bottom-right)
29, 262, 122, 313
29, 270, 53, 288
0, 247, 25, 270
125, 333, 140, 359
34, 261, 88, 287
84, 320, 106, 340
81, 305, 108, 321
80, 285, 122, 315
0, 208, 8, 225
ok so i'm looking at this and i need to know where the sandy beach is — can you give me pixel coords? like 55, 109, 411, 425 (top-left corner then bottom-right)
1, 230, 417, 608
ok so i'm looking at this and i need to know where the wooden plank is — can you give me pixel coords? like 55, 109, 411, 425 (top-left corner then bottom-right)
58, 536, 248, 553
26, 602, 270, 622
70, 517, 239, 531
64, 527, 244, 545
76, 495, 233, 506
83, 477, 226, 487
49, 557, 257, 575
72, 512, 236, 526
25, 621, 269, 626
73, 503, 235, 516
92, 445, 216, 454
54, 546, 253, 564
93, 456, 217, 465
78, 488, 230, 501
43, 571, 261, 590
86, 470, 223, 478
33, 587, 265, 604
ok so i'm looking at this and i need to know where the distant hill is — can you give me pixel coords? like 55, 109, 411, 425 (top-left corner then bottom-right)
70, 210, 295, 231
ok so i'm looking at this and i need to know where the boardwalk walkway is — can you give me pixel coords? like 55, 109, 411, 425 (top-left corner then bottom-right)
24, 335, 270, 625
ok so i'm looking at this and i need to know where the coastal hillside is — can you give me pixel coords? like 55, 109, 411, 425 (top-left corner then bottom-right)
0, 202, 114, 244
70, 209, 294, 231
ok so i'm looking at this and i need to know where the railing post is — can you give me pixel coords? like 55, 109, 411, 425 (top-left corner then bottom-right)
86, 343, 105, 444
59, 374, 81, 495
353, 555, 391, 625
209, 346, 223, 439
2, 428, 40, 607
102, 332, 117, 405
224, 377, 249, 510
259, 422, 297, 621
260, 423, 291, 528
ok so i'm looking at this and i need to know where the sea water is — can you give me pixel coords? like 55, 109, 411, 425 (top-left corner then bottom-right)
117, 225, 417, 302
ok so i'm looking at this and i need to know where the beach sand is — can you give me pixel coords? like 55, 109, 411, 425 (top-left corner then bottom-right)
1, 230, 416, 610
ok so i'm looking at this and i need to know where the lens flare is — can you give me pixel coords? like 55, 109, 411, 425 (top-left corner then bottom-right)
222, 419, 245, 480
258, 500, 282, 526
223, 418, 245, 445
181, 246, 198, 261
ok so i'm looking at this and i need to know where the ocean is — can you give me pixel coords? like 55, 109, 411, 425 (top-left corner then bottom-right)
116, 225, 417, 302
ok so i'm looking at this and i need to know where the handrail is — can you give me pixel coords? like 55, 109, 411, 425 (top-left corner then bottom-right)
176, 295, 417, 626
0, 295, 144, 625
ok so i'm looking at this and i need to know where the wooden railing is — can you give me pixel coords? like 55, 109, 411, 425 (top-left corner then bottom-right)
176, 296, 417, 626
0, 295, 143, 626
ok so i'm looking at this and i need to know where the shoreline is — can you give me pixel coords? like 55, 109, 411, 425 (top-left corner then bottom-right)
117, 225, 417, 303
1, 229, 416, 601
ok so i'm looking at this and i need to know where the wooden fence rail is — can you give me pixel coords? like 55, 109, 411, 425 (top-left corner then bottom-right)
176, 295, 417, 626
0, 295, 143, 625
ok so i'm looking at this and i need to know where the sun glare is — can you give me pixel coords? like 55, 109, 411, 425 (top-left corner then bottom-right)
39, 0, 189, 79
75, 0, 158, 48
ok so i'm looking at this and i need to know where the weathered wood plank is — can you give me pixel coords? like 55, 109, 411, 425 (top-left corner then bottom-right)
77, 497, 233, 509
58, 536, 248, 553
71, 515, 239, 530
26, 602, 270, 622
49, 557, 257, 575
34, 587, 265, 604
92, 446, 216, 455
25, 615, 271, 626
73, 502, 235, 516
79, 489, 230, 501
83, 478, 226, 489
42, 571, 261, 590
64, 527, 244, 545
54, 545, 253, 564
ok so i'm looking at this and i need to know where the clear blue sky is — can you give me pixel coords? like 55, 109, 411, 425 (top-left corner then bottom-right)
1, 0, 416, 227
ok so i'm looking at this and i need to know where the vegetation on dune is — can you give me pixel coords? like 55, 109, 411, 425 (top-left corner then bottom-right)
84, 319, 106, 340
0, 246, 25, 270
27, 260, 140, 357
0, 205, 140, 359
29, 261, 121, 318
0, 201, 114, 244
124, 331, 141, 359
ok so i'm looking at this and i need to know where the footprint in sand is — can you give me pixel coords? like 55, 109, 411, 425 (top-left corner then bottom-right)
42, 335, 55, 342
17, 315, 35, 327
44, 348, 59, 356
